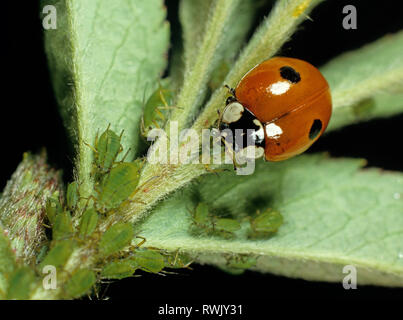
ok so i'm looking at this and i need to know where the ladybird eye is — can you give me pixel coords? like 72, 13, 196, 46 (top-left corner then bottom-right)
309, 119, 322, 140
280, 66, 301, 83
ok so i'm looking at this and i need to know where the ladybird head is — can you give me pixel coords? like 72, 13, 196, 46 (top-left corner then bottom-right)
219, 99, 265, 161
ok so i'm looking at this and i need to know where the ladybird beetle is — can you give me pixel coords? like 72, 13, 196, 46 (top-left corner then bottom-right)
218, 57, 332, 162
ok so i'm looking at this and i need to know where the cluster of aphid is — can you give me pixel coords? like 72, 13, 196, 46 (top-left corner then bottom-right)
189, 202, 283, 240
37, 126, 194, 298
84, 126, 144, 214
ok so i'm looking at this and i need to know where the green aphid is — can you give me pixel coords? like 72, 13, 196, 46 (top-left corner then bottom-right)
96, 161, 142, 212
6, 267, 36, 300
52, 210, 74, 240
65, 269, 96, 299
98, 222, 134, 258
190, 203, 240, 238
39, 239, 76, 270
45, 198, 63, 225
86, 126, 127, 181
101, 260, 136, 280
164, 252, 193, 269
66, 181, 79, 211
227, 255, 256, 270
212, 218, 241, 238
191, 202, 211, 227
78, 208, 98, 238
131, 249, 165, 274
141, 85, 175, 138
36, 244, 49, 265
95, 128, 124, 172
249, 209, 284, 238
221, 255, 257, 275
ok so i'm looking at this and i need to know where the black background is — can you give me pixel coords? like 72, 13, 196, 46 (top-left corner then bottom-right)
3, 0, 403, 303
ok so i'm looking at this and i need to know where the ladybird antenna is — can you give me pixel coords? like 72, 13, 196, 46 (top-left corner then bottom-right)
224, 84, 235, 96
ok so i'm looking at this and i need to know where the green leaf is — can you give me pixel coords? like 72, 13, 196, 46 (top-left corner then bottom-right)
43, 0, 169, 196
138, 155, 403, 286
178, 0, 255, 83
170, 0, 245, 130
322, 30, 403, 131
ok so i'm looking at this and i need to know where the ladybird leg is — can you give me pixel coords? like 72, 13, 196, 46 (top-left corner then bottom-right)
220, 136, 242, 170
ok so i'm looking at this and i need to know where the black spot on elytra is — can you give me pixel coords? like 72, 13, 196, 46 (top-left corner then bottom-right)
280, 66, 301, 83
309, 119, 322, 140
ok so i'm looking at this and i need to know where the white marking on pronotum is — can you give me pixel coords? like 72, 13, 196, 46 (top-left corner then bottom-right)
265, 123, 283, 139
222, 102, 244, 124
267, 81, 291, 95
252, 119, 265, 142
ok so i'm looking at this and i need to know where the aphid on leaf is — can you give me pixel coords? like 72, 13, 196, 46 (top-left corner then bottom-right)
226, 255, 256, 270
95, 161, 142, 213
130, 249, 165, 274
64, 268, 96, 299
191, 202, 211, 228
52, 210, 74, 240
98, 222, 134, 258
39, 239, 76, 270
78, 208, 98, 238
248, 208, 283, 239
6, 267, 36, 300
66, 181, 79, 211
163, 251, 193, 270
141, 85, 175, 138
212, 217, 241, 239
101, 260, 137, 280
190, 203, 240, 239
85, 125, 129, 181
45, 198, 63, 225
220, 254, 257, 275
